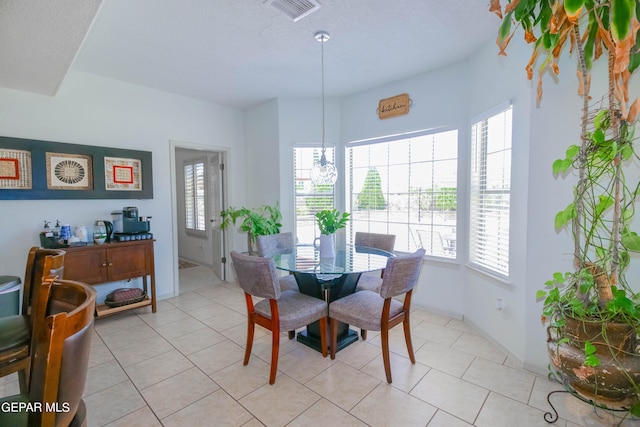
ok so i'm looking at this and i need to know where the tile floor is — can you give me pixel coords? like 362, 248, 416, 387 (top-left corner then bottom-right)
2, 264, 638, 426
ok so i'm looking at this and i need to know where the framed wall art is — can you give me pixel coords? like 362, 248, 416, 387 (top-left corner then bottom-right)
0, 136, 153, 200
0, 148, 32, 190
104, 156, 142, 191
46, 152, 93, 190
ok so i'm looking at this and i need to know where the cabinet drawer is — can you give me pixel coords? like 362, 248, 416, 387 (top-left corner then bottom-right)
63, 249, 107, 284
107, 244, 149, 281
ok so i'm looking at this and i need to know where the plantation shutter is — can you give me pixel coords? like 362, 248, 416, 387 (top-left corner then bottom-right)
469, 104, 512, 277
184, 159, 206, 233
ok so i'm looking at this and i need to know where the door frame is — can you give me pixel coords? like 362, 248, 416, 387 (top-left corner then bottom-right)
169, 140, 229, 296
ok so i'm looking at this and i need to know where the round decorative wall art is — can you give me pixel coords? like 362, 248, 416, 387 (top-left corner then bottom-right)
46, 153, 93, 190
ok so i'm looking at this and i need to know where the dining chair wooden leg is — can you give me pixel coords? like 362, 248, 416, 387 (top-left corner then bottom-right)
360, 329, 367, 340
403, 314, 416, 364
17, 369, 28, 394
381, 325, 392, 383
330, 318, 338, 360
318, 317, 328, 357
244, 317, 255, 366
288, 331, 295, 340
269, 328, 280, 385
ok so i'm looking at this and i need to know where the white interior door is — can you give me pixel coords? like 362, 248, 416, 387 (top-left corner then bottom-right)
210, 153, 225, 280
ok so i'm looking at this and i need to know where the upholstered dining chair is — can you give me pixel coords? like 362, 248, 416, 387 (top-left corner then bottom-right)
0, 247, 66, 392
355, 231, 396, 290
328, 248, 425, 383
0, 278, 96, 427
354, 232, 396, 339
256, 232, 299, 292
230, 251, 328, 384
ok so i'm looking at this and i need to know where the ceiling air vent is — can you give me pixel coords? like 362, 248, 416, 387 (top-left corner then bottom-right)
263, 0, 321, 22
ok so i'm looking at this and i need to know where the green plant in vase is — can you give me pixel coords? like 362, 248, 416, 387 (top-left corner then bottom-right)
491, 0, 640, 417
220, 202, 282, 255
315, 209, 350, 235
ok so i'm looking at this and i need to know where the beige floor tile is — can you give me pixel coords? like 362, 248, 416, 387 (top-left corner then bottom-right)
187, 301, 232, 321
188, 339, 244, 375
288, 398, 369, 426
351, 382, 438, 427
102, 406, 162, 427
249, 330, 300, 361
462, 357, 535, 403
98, 322, 160, 350
88, 336, 115, 368
427, 410, 473, 427
414, 341, 475, 377
210, 359, 271, 399
276, 345, 336, 384
93, 312, 147, 336
152, 316, 207, 340
333, 339, 380, 369
84, 359, 128, 396
108, 334, 173, 367
411, 319, 464, 346
305, 361, 381, 411
167, 326, 227, 355
84, 380, 146, 427
476, 392, 559, 427
451, 332, 507, 364
162, 389, 253, 427
136, 307, 193, 328
360, 350, 430, 392
239, 375, 321, 426
194, 285, 238, 300
140, 367, 219, 419
167, 291, 214, 311
200, 310, 247, 332
124, 349, 194, 389
411, 308, 453, 326
411, 369, 489, 423
0, 375, 19, 398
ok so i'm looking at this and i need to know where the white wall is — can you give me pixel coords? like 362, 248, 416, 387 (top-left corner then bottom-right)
0, 70, 244, 302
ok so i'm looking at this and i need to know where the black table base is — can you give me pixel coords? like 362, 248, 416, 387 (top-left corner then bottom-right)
293, 271, 361, 353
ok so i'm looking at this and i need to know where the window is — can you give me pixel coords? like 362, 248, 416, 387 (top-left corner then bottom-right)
184, 159, 206, 235
469, 104, 512, 277
293, 147, 335, 243
347, 130, 458, 257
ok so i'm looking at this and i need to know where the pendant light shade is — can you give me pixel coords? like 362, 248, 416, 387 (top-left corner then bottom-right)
310, 31, 337, 185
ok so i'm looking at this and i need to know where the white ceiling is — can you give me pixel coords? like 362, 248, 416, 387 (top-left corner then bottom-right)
0, 0, 499, 110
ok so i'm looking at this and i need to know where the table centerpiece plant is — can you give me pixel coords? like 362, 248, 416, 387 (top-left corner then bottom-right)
491, 0, 640, 418
315, 209, 350, 258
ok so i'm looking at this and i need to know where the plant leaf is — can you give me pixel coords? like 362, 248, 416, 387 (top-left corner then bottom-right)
611, 0, 635, 41
622, 231, 640, 251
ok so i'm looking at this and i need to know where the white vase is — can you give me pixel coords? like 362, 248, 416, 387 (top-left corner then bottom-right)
314, 233, 335, 258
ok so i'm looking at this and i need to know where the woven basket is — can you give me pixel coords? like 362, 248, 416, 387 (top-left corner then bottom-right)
104, 288, 146, 308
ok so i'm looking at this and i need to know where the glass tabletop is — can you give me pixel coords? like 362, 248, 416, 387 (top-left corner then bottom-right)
270, 244, 394, 275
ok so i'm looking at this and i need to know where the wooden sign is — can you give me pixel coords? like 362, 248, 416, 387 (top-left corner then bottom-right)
378, 93, 411, 119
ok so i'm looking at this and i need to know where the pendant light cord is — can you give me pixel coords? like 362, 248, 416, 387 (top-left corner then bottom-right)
321, 34, 326, 159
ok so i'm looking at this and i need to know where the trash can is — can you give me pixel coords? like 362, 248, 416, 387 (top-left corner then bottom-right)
0, 276, 21, 318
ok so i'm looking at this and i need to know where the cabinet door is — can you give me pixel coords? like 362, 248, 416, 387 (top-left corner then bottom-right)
64, 248, 108, 284
107, 244, 149, 281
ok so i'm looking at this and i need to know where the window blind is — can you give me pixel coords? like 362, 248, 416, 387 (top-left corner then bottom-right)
346, 129, 458, 257
469, 105, 512, 276
293, 147, 335, 243
184, 159, 206, 232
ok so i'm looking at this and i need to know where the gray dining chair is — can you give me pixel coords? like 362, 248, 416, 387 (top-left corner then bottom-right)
256, 233, 299, 292
328, 248, 425, 383
230, 251, 328, 385
354, 232, 396, 339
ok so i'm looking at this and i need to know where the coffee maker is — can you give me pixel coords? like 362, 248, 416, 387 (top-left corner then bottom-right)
111, 207, 152, 241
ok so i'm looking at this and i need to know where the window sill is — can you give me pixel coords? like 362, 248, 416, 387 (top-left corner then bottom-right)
465, 263, 512, 291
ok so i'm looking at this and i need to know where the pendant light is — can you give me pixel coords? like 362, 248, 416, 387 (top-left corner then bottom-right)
310, 31, 338, 185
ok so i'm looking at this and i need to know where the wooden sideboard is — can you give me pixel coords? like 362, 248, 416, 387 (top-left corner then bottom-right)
61, 239, 157, 317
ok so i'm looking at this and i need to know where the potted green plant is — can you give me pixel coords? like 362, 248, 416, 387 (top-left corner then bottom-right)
220, 202, 282, 255
314, 209, 350, 258
491, 0, 640, 417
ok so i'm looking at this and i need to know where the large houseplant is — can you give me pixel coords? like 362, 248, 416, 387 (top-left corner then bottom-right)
491, 0, 640, 416
220, 202, 282, 255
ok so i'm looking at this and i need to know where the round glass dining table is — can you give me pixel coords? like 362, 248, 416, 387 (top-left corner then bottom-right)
270, 244, 394, 352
